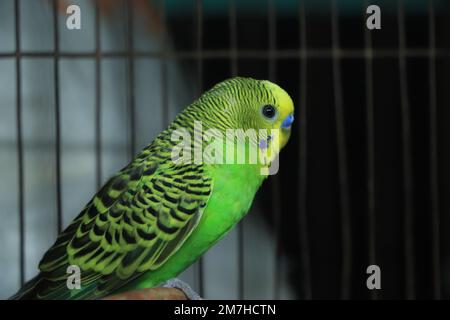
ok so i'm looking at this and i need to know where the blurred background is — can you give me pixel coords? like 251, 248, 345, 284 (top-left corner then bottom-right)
1, 0, 450, 299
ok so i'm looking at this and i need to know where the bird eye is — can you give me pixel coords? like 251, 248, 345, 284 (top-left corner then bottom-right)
261, 104, 276, 119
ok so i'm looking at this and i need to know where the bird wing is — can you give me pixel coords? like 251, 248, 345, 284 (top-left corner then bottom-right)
30, 153, 212, 299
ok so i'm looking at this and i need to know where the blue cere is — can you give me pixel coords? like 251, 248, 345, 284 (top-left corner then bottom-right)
281, 113, 294, 129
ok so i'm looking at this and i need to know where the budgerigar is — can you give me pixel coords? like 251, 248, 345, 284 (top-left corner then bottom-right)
12, 77, 294, 299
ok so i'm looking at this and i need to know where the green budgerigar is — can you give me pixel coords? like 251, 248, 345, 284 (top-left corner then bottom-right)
12, 77, 294, 299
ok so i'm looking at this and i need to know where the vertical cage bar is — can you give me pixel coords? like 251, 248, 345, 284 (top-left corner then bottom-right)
15, 0, 25, 286
331, 0, 351, 299
268, 0, 276, 79
126, 0, 136, 158
195, 0, 204, 297
160, 0, 169, 127
95, 0, 102, 188
398, 0, 415, 299
52, 0, 63, 233
228, 0, 244, 300
428, 0, 440, 300
229, 0, 238, 76
364, 0, 377, 300
298, 0, 312, 300
267, 0, 282, 300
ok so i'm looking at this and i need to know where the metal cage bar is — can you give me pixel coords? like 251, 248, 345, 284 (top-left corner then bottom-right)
126, 0, 137, 159
195, 0, 205, 297
2, 48, 450, 60
398, 0, 415, 300
428, 0, 441, 300
160, 0, 170, 127
364, 0, 377, 300
331, 0, 352, 299
298, 0, 312, 300
52, 0, 63, 233
228, 0, 244, 300
14, 0, 25, 286
267, 0, 283, 300
229, 0, 238, 77
95, 0, 102, 189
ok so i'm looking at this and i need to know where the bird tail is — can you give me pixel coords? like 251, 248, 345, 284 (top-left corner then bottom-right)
9, 274, 42, 300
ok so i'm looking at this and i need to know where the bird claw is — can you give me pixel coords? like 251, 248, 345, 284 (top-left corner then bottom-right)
161, 278, 202, 300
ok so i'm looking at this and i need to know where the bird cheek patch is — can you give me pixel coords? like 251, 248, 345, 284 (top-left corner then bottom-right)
259, 130, 280, 176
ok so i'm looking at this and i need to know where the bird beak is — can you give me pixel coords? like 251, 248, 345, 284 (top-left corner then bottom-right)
281, 113, 294, 129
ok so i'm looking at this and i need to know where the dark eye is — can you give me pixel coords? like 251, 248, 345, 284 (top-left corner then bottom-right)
262, 104, 276, 119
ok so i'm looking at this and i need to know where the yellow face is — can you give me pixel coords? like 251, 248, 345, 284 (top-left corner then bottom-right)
259, 80, 295, 150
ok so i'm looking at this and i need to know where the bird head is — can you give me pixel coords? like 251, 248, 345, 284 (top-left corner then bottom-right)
197, 77, 295, 151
